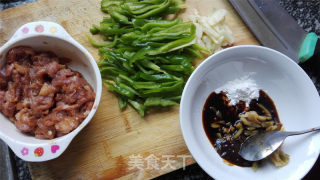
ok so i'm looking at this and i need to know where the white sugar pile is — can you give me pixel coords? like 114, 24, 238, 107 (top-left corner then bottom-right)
216, 76, 259, 106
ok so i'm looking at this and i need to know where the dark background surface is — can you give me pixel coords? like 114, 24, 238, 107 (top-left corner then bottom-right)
1, 0, 320, 180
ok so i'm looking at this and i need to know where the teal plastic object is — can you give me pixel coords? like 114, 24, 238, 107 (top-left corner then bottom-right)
299, 32, 318, 63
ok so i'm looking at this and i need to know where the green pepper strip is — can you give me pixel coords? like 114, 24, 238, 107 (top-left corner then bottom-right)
108, 51, 130, 63
121, 32, 144, 43
132, 41, 165, 47
138, 0, 164, 4
139, 34, 187, 42
169, 55, 192, 64
102, 17, 114, 23
101, 0, 122, 12
101, 51, 136, 73
134, 22, 192, 43
128, 99, 146, 117
160, 65, 189, 72
142, 80, 183, 95
87, 35, 118, 48
134, 0, 170, 19
90, 24, 100, 34
129, 47, 151, 66
161, 81, 178, 87
153, 56, 170, 63
136, 63, 154, 74
122, 2, 147, 12
191, 44, 211, 54
118, 82, 140, 96
147, 23, 196, 55
118, 95, 128, 110
140, 18, 182, 32
185, 47, 203, 58
109, 11, 131, 25
129, 4, 160, 15
118, 74, 134, 84
147, 27, 166, 34
122, 51, 135, 59
144, 97, 178, 107
150, 22, 192, 36
133, 81, 161, 89
100, 25, 134, 35
100, 66, 128, 76
140, 60, 164, 73
137, 72, 177, 82
104, 80, 135, 99
132, 19, 148, 27
167, 95, 181, 100
97, 61, 113, 67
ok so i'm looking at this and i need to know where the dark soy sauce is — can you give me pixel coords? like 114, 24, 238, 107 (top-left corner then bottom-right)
202, 90, 280, 167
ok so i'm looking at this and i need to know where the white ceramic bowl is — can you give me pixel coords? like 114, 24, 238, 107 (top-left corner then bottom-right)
0, 21, 102, 162
180, 45, 320, 180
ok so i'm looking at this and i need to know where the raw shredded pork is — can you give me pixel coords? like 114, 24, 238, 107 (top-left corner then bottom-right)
0, 46, 95, 139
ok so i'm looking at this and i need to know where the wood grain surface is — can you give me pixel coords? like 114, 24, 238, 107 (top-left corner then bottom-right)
0, 0, 258, 179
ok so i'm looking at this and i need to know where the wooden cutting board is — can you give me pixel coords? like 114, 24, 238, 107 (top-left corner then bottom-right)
0, 0, 258, 179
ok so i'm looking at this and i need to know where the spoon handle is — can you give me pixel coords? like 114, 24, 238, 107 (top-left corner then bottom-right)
286, 126, 320, 136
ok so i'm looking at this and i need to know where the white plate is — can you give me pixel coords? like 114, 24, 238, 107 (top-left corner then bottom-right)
180, 45, 320, 180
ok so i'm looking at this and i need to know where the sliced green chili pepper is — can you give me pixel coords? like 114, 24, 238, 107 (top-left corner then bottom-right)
148, 23, 196, 55
100, 66, 128, 76
90, 24, 100, 34
101, 0, 122, 12
139, 60, 164, 73
191, 44, 211, 54
134, 0, 170, 19
128, 99, 146, 116
133, 81, 161, 89
100, 25, 134, 35
118, 82, 140, 96
118, 95, 128, 110
185, 46, 203, 58
138, 0, 165, 4
167, 95, 181, 100
140, 18, 182, 32
142, 80, 183, 95
129, 46, 151, 65
160, 65, 188, 72
137, 72, 178, 82
129, 4, 160, 15
109, 11, 132, 25
90, 0, 201, 116
121, 32, 144, 43
87, 35, 118, 48
104, 80, 135, 98
144, 97, 178, 107
122, 2, 147, 12
118, 74, 134, 84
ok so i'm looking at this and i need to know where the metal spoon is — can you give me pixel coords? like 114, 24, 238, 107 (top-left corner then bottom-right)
239, 126, 320, 161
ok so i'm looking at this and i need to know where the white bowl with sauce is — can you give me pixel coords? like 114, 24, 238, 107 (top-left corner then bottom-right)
180, 45, 320, 180
0, 21, 102, 162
